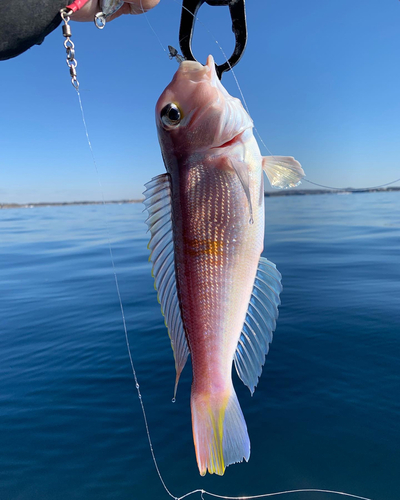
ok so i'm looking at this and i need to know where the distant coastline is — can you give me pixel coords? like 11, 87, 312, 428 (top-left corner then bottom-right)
0, 200, 143, 210
1, 186, 399, 209
264, 186, 400, 197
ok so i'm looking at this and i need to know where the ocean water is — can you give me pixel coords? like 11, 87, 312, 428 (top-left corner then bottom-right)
0, 192, 399, 500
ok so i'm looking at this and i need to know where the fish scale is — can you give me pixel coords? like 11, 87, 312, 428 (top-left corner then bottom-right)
144, 55, 305, 476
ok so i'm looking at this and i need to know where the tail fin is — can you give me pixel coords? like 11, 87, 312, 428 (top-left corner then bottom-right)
191, 386, 250, 476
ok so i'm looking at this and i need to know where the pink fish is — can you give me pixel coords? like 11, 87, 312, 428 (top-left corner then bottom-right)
144, 56, 304, 476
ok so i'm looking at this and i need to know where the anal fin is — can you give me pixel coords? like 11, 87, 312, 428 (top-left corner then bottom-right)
234, 256, 283, 394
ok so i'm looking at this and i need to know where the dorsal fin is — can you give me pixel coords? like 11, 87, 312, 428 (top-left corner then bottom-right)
234, 257, 283, 394
143, 174, 189, 398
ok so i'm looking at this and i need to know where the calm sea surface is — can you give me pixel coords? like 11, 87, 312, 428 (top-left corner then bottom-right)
0, 192, 399, 500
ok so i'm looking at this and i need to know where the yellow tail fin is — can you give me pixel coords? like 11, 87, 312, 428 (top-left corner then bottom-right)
191, 385, 250, 476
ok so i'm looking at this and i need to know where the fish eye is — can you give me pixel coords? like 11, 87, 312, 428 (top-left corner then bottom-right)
160, 103, 182, 129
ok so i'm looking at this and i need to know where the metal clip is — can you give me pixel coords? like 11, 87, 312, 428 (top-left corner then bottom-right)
60, 8, 80, 90
168, 45, 186, 64
179, 0, 247, 80
94, 12, 107, 29
94, 0, 124, 29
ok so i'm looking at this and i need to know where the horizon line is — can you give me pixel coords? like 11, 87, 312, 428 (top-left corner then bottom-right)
1, 186, 400, 209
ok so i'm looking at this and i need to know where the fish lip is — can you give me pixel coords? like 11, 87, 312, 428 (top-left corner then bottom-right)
211, 126, 251, 151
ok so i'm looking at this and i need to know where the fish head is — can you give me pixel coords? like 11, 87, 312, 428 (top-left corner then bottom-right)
155, 55, 253, 163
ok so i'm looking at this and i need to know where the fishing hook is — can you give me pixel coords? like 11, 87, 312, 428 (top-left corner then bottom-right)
179, 0, 247, 80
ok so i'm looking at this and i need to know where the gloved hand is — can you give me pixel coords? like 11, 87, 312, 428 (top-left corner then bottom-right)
72, 0, 160, 22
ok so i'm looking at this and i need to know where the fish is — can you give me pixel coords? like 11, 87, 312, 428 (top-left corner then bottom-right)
143, 55, 305, 476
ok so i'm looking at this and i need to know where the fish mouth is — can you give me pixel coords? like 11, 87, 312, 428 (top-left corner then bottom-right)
211, 128, 249, 150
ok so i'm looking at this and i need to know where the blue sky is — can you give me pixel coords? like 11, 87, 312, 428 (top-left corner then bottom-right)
1, 0, 399, 203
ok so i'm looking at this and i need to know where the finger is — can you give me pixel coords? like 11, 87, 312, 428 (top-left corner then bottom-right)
72, 0, 160, 22
125, 0, 161, 15
107, 0, 160, 21
71, 0, 101, 22
107, 3, 132, 21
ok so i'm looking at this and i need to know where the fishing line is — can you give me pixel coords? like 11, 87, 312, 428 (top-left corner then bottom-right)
173, 0, 399, 193
101, 4, 378, 500
73, 87, 176, 500
60, 7, 376, 500
303, 176, 400, 191
180, 489, 374, 500
140, 0, 168, 54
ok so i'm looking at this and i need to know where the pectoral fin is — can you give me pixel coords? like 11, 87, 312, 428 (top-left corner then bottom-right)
262, 156, 305, 189
229, 158, 253, 224
234, 257, 283, 394
143, 174, 189, 398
